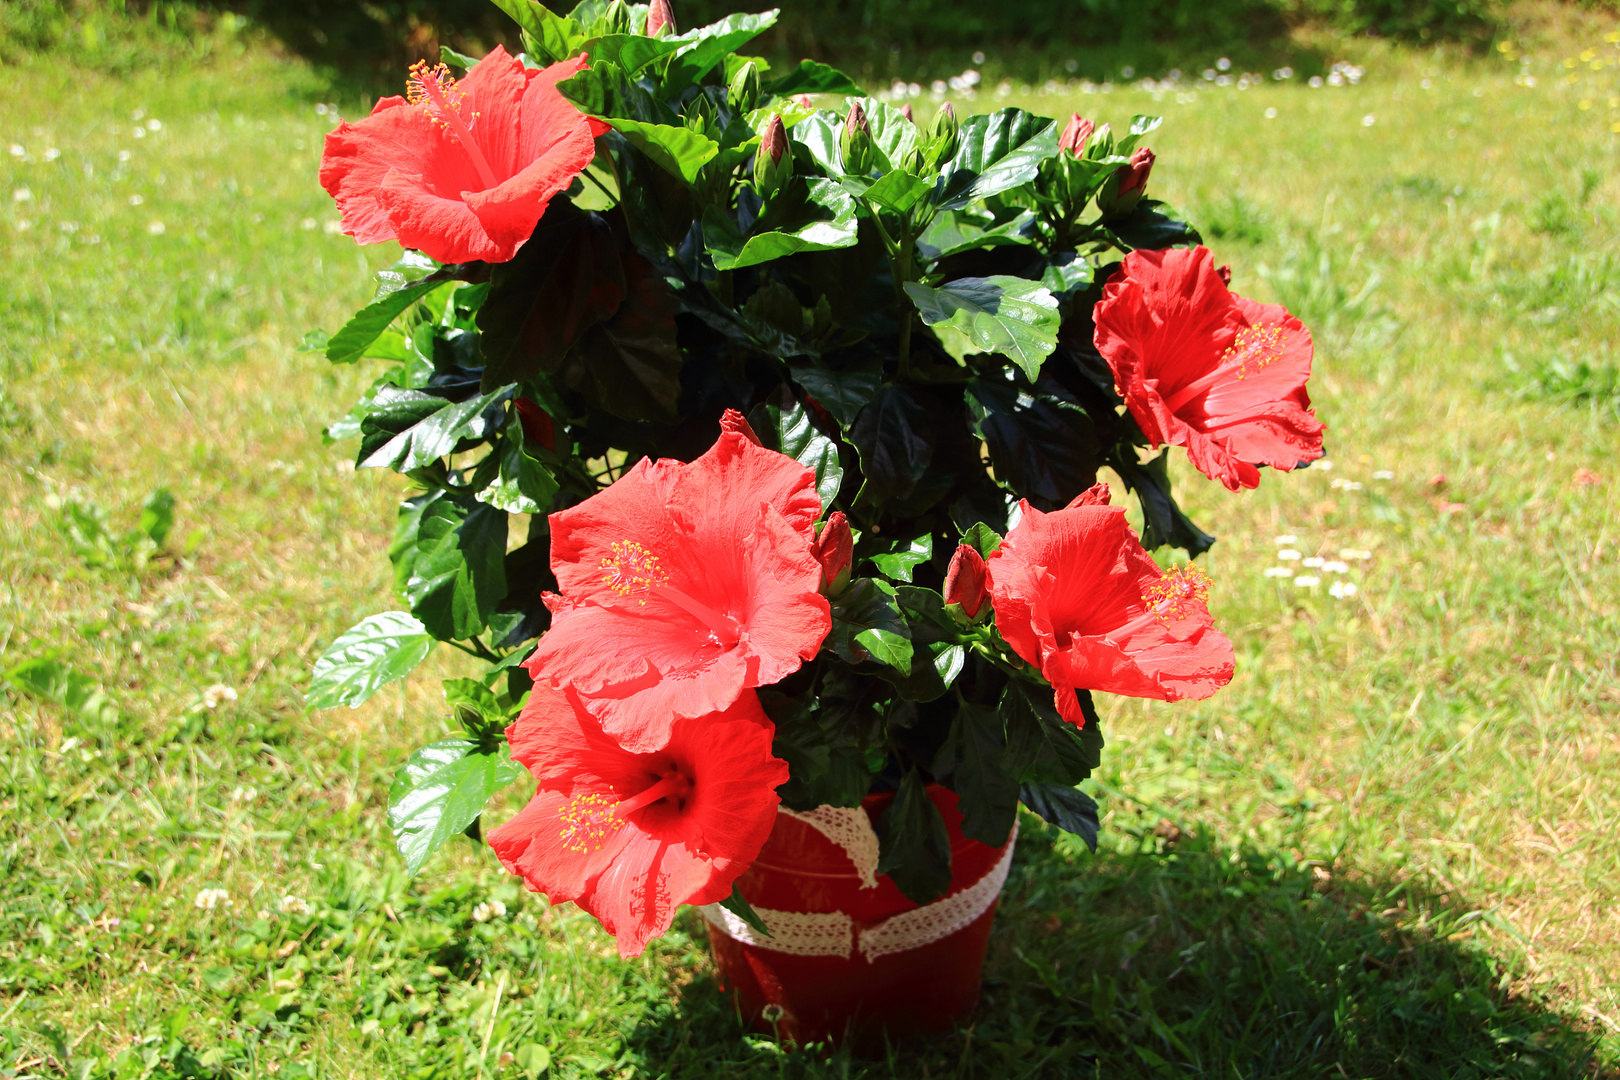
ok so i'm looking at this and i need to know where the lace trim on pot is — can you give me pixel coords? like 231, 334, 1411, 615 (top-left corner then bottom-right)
701, 821, 1018, 962
779, 805, 881, 889
700, 904, 854, 957
857, 821, 1018, 962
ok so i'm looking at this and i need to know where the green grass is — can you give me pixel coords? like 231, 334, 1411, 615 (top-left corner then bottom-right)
3, 7, 1620, 1077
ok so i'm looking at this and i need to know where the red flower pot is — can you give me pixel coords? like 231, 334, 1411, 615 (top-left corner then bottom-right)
703, 784, 1015, 1052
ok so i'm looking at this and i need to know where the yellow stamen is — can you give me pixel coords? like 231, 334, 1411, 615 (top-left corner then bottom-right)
405, 60, 498, 190
1221, 323, 1287, 379
557, 792, 623, 853
600, 540, 670, 605
1140, 564, 1213, 625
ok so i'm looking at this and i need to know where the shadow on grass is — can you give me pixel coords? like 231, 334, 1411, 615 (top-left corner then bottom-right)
630, 821, 1615, 1078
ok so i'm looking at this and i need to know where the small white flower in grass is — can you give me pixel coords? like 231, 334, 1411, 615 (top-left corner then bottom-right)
229, 785, 256, 802
1265, 107, 1278, 119
1217, 57, 1232, 71
1294, 575, 1321, 588
117, 150, 131, 162
147, 220, 165, 235
1329, 581, 1358, 599
128, 194, 144, 206
14, 220, 31, 231
1277, 549, 1302, 561
7, 144, 22, 157
147, 119, 162, 131
1302, 556, 1325, 568
1309, 76, 1324, 88
132, 108, 146, 121
12, 188, 32, 203
194, 888, 232, 911
1362, 114, 1376, 127
1330, 478, 1363, 491
300, 217, 317, 230
1373, 470, 1394, 480
203, 684, 237, 709
1274, 535, 1299, 546
471, 900, 507, 923
322, 219, 343, 235
1340, 548, 1372, 561
1323, 561, 1350, 574
133, 127, 146, 139
44, 148, 61, 162
1315, 459, 1333, 471
279, 896, 311, 917
1263, 567, 1294, 578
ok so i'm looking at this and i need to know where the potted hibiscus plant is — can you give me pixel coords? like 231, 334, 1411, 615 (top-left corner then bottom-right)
304, 0, 1323, 1049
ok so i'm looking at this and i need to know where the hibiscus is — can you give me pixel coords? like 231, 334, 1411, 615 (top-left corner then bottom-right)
1092, 245, 1325, 491
527, 413, 831, 752
489, 683, 787, 958
988, 492, 1234, 725
319, 48, 607, 265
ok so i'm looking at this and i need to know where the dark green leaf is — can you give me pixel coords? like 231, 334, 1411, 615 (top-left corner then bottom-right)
357, 385, 512, 472
875, 639, 964, 703
603, 118, 718, 183
874, 768, 953, 904
139, 488, 174, 546
575, 33, 685, 75
404, 493, 509, 641
718, 882, 772, 938
389, 739, 523, 875
967, 376, 1100, 509
934, 109, 1058, 211
869, 532, 932, 583
477, 205, 626, 392
747, 398, 843, 511
906, 276, 1060, 380
765, 690, 873, 810
326, 281, 441, 365
1019, 782, 1100, 851
934, 702, 1020, 846
788, 356, 882, 428
847, 385, 934, 508
556, 252, 683, 422
1000, 680, 1103, 786
827, 577, 913, 675
1106, 199, 1203, 251
477, 431, 560, 515
762, 59, 862, 97
307, 612, 435, 710
1111, 448, 1215, 555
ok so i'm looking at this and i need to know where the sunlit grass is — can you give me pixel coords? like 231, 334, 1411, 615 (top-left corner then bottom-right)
2, 6, 1619, 1077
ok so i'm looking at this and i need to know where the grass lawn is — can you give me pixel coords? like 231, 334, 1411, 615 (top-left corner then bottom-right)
3, 6, 1620, 1077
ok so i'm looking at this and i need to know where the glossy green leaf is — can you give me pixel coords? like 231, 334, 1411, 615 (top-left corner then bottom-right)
307, 611, 434, 710
1000, 680, 1104, 786
846, 384, 935, 508
719, 882, 773, 938
933, 109, 1058, 211
554, 252, 683, 422
869, 532, 932, 583
762, 59, 862, 97
967, 376, 1100, 509
665, 11, 780, 86
576, 33, 685, 75
403, 492, 509, 641
388, 739, 523, 875
1115, 113, 1165, 156
827, 577, 913, 675
476, 436, 560, 516
1019, 782, 1100, 851
1111, 448, 1215, 556
916, 208, 1038, 261
1106, 198, 1203, 252
357, 386, 512, 472
704, 178, 859, 271
860, 169, 932, 214
748, 398, 843, 511
490, 0, 586, 63
788, 356, 882, 427
958, 521, 1003, 559
906, 276, 1060, 381
934, 702, 1020, 846
325, 281, 441, 365
604, 118, 718, 183
874, 768, 952, 904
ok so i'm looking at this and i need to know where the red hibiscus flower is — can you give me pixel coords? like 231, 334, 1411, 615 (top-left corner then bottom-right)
319, 48, 607, 265
489, 683, 788, 958
988, 494, 1234, 725
527, 416, 831, 752
1093, 245, 1325, 491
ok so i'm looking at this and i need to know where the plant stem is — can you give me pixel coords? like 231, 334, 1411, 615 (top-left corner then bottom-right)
891, 216, 914, 380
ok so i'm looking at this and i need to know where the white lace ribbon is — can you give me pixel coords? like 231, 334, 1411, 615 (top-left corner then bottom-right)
701, 819, 1017, 962
779, 805, 881, 889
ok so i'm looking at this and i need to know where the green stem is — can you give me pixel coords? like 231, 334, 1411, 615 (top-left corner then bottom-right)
891, 216, 914, 381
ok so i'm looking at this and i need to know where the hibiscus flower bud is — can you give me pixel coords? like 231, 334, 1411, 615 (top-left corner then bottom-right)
813, 512, 854, 596
754, 115, 795, 199
1096, 147, 1155, 219
1059, 113, 1095, 156
943, 544, 990, 622
646, 0, 676, 37
1217, 264, 1233, 286
1066, 481, 1112, 508
900, 103, 916, 123
840, 102, 875, 175
728, 60, 762, 113
925, 101, 959, 168
718, 407, 762, 446
513, 397, 557, 452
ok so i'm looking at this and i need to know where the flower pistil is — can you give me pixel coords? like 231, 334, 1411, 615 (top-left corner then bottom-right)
406, 60, 498, 189
556, 772, 694, 853
1162, 323, 1289, 413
